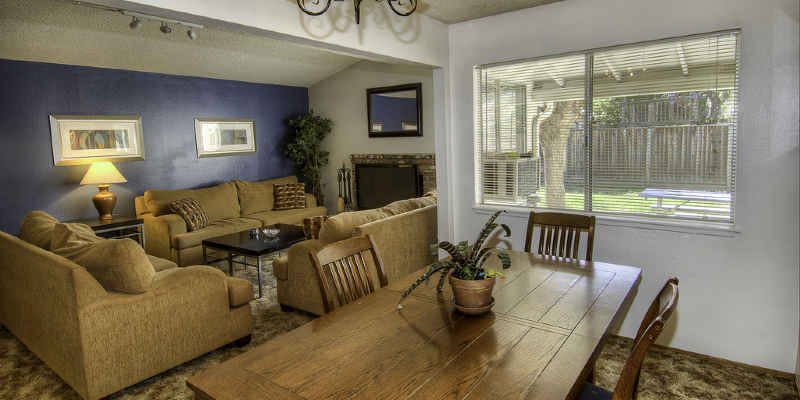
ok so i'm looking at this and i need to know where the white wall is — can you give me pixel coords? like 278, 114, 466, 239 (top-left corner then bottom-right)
447, 0, 800, 372
309, 60, 436, 212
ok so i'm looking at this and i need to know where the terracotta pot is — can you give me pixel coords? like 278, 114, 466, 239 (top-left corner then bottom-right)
449, 272, 495, 309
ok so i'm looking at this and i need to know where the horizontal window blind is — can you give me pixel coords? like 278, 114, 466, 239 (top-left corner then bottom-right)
475, 31, 739, 225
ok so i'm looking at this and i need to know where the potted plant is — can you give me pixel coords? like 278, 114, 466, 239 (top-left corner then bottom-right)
285, 110, 333, 206
398, 210, 512, 314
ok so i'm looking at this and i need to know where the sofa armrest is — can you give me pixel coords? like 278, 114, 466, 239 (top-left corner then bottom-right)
227, 276, 253, 307
304, 193, 318, 208
78, 265, 252, 397
140, 213, 187, 260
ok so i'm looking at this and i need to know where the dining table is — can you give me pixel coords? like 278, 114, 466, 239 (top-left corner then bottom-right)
186, 249, 642, 400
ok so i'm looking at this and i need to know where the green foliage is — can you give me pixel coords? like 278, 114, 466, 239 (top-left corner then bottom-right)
285, 110, 333, 204
397, 210, 512, 308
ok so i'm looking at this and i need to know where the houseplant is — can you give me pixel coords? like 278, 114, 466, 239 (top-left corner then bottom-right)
397, 210, 511, 313
285, 109, 333, 206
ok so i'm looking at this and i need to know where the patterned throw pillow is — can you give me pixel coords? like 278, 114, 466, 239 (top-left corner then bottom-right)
273, 183, 306, 210
170, 198, 209, 231
302, 215, 330, 239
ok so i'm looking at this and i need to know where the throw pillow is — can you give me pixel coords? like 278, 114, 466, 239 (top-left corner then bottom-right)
273, 183, 306, 210
302, 215, 330, 239
19, 210, 59, 250
170, 198, 209, 231
51, 223, 155, 294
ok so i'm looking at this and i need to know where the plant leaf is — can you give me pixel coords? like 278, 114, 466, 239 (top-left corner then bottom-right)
471, 210, 506, 260
398, 264, 448, 306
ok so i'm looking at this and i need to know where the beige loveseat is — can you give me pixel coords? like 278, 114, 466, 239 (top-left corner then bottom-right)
273, 194, 438, 315
0, 211, 253, 400
135, 175, 327, 267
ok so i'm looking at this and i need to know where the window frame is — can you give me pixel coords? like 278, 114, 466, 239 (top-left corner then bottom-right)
474, 30, 740, 230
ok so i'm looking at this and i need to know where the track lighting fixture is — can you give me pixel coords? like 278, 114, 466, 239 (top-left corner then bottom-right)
120, 10, 203, 39
129, 16, 141, 30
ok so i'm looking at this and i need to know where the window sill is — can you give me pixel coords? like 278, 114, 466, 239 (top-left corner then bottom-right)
473, 205, 741, 237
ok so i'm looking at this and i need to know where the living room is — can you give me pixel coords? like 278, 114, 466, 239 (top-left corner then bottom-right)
0, 0, 798, 398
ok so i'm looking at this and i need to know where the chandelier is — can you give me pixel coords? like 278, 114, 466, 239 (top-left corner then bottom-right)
297, 0, 417, 24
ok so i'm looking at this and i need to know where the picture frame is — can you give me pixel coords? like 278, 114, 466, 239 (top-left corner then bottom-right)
194, 118, 256, 158
49, 115, 145, 166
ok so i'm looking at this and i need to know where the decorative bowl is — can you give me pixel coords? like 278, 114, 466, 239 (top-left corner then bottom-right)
263, 228, 280, 238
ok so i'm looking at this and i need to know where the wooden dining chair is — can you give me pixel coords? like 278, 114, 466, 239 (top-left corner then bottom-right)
524, 211, 596, 261
577, 277, 680, 400
308, 234, 389, 314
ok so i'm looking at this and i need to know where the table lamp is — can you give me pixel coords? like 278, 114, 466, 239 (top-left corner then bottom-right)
80, 161, 127, 220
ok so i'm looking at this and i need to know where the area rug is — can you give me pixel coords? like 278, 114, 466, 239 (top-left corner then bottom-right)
0, 257, 797, 399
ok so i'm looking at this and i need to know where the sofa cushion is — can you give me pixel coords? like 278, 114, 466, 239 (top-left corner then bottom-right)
170, 198, 209, 232
170, 217, 262, 249
19, 210, 59, 250
274, 183, 306, 210
303, 216, 329, 239
147, 255, 177, 272
234, 176, 298, 215
144, 181, 240, 221
51, 223, 155, 294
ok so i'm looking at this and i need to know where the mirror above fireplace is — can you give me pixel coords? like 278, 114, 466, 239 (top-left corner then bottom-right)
367, 83, 422, 138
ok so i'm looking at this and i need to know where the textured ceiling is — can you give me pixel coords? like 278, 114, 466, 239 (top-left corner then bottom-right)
420, 0, 563, 24
0, 0, 563, 87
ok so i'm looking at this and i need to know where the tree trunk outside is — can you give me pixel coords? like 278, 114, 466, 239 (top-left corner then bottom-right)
539, 101, 584, 208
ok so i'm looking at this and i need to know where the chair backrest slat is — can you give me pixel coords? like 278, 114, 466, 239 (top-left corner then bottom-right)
309, 234, 388, 314
525, 212, 596, 261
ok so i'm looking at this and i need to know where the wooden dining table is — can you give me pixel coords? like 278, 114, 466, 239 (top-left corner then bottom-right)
187, 250, 641, 400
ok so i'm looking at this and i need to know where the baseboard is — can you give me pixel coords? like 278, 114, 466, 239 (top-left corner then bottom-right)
610, 334, 795, 380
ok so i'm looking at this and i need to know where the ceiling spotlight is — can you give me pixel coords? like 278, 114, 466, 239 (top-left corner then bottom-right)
159, 22, 171, 34
129, 16, 142, 30
187, 28, 197, 40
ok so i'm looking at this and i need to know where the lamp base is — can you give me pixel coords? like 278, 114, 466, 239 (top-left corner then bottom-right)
92, 184, 117, 220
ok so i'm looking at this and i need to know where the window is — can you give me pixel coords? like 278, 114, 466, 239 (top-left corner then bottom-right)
475, 30, 739, 225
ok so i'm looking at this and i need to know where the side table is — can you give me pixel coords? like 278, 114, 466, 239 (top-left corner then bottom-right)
67, 215, 145, 248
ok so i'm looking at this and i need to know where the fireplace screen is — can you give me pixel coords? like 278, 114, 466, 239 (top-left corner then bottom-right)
355, 164, 421, 209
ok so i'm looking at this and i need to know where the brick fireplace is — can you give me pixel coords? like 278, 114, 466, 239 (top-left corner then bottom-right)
349, 153, 436, 210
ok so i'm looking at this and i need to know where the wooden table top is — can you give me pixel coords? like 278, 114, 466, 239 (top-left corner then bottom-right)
187, 250, 641, 400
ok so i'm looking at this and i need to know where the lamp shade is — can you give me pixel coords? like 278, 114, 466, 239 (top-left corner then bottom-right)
80, 162, 127, 185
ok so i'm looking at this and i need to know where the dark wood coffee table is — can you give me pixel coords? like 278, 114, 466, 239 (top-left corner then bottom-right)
201, 223, 305, 298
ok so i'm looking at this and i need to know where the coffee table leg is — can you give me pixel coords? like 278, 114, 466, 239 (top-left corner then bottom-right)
256, 257, 263, 298
227, 253, 233, 276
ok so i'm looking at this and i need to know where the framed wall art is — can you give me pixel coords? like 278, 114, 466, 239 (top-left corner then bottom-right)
194, 118, 256, 158
49, 115, 145, 166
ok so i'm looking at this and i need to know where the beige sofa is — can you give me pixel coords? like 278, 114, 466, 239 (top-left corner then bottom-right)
273, 194, 438, 316
135, 175, 327, 267
0, 211, 253, 400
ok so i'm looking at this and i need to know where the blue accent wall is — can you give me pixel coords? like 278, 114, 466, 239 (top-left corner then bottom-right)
0, 59, 309, 234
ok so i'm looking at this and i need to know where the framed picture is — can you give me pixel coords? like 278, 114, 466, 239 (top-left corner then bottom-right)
194, 118, 256, 158
49, 115, 145, 166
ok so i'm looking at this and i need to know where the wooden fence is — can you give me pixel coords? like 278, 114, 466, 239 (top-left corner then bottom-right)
564, 124, 732, 191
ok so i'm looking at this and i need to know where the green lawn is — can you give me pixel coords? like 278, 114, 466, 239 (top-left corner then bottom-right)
558, 191, 730, 215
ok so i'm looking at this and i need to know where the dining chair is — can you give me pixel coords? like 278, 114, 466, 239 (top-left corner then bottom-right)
576, 277, 680, 400
524, 211, 596, 261
308, 234, 389, 314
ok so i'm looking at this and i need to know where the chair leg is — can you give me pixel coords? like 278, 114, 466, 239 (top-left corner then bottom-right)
234, 334, 252, 347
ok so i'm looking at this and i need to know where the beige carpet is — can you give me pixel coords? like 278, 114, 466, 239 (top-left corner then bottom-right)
0, 257, 797, 399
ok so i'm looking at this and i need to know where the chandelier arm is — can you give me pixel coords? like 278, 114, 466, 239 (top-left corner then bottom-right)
297, 0, 332, 16
354, 0, 362, 24
387, 0, 417, 17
